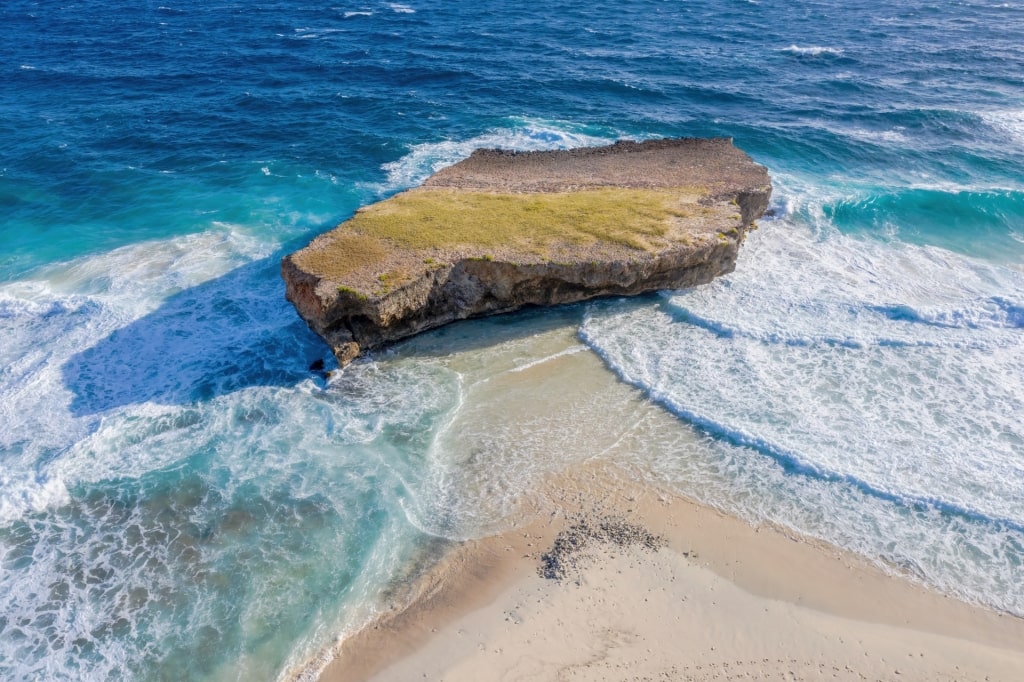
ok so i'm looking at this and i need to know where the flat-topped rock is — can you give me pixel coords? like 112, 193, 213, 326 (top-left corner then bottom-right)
282, 138, 771, 365
423, 138, 768, 197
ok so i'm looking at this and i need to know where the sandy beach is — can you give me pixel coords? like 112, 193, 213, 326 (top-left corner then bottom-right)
314, 463, 1024, 682
277, 322, 1024, 682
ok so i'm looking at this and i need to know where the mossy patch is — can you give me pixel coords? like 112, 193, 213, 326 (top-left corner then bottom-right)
292, 187, 715, 284
293, 233, 389, 280
377, 268, 415, 293
336, 285, 368, 300
346, 187, 698, 254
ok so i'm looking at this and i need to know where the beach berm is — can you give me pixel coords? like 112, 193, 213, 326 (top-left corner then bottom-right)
282, 137, 771, 365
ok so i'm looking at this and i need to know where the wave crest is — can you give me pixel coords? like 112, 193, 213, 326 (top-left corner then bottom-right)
781, 44, 845, 56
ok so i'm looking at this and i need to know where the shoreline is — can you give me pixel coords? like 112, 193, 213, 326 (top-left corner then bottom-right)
308, 464, 1024, 682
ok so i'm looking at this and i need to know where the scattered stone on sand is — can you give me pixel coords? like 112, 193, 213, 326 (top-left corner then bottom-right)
538, 513, 666, 582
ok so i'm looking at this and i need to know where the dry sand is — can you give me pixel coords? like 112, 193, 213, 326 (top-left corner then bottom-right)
316, 466, 1024, 682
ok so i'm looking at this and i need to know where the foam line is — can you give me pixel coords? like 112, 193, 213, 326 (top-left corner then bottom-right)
781, 44, 845, 56
578, 321, 1024, 536
661, 299, 1003, 351
375, 117, 628, 192
507, 345, 588, 373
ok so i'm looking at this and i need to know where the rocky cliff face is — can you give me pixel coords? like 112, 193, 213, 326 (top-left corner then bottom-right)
282, 138, 771, 365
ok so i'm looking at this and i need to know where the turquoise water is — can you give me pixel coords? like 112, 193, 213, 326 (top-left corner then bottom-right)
2, 0, 1023, 679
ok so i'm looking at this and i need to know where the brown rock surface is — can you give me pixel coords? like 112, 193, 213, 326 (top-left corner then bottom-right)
282, 137, 771, 365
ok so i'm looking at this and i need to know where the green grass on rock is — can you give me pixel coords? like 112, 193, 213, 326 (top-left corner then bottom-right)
347, 187, 696, 252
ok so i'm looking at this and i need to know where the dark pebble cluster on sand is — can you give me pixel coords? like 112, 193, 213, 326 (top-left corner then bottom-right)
538, 514, 666, 582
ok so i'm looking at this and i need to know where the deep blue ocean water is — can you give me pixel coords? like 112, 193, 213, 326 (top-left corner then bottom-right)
2, 0, 1023, 679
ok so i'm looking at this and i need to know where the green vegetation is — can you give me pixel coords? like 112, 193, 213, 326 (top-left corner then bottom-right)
295, 233, 389, 279
376, 269, 413, 293
294, 187, 708, 284
346, 187, 698, 252
336, 285, 368, 300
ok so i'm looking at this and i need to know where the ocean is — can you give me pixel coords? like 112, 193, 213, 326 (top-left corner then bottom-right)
1, 0, 1023, 679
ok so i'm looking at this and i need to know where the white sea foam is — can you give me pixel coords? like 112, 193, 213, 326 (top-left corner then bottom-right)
506, 344, 588, 373
837, 126, 909, 145
0, 471, 70, 522
579, 198, 1024, 614
979, 108, 1024, 146
618, 404, 1024, 614
781, 44, 845, 56
377, 117, 626, 191
0, 224, 447, 678
0, 226, 272, 522
294, 27, 346, 38
0, 226, 333, 678
1, 371, 432, 679
343, 10, 373, 18
586, 220, 1024, 518
388, 3, 415, 13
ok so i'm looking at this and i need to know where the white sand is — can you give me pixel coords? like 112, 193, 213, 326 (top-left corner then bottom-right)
318, 470, 1024, 682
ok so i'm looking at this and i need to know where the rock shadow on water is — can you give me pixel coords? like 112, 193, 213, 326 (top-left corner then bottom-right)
62, 255, 329, 417
61, 247, 659, 417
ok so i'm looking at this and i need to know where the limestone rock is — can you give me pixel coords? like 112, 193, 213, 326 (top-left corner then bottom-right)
282, 138, 771, 365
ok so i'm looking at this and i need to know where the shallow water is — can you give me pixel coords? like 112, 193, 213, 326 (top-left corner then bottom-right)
2, 0, 1023, 679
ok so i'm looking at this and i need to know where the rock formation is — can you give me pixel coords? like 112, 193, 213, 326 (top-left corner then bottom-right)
282, 138, 771, 365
